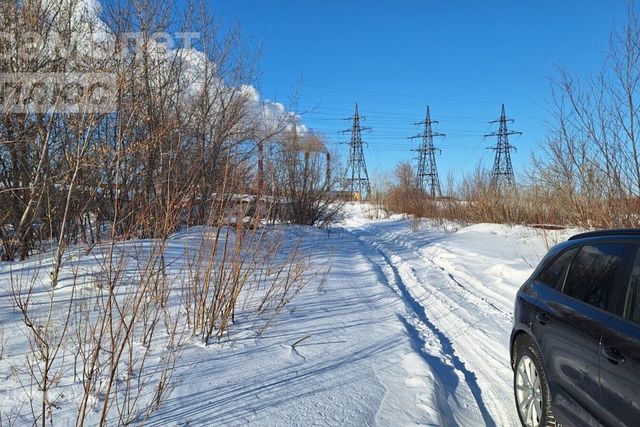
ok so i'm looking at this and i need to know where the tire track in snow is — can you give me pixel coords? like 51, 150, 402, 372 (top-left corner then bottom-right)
386, 252, 513, 427
346, 227, 497, 427
330, 227, 441, 426
348, 222, 520, 427
365, 223, 512, 322
335, 228, 462, 426
443, 270, 508, 318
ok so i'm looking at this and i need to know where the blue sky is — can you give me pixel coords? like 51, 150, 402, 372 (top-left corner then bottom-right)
209, 0, 628, 184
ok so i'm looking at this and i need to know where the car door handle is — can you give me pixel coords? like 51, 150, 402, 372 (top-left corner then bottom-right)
601, 346, 625, 365
536, 313, 550, 325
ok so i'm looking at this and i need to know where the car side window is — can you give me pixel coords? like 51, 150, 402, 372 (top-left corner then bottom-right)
625, 251, 640, 323
563, 244, 633, 311
537, 247, 578, 289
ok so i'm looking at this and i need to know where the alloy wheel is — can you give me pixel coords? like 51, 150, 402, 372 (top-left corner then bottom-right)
515, 354, 543, 427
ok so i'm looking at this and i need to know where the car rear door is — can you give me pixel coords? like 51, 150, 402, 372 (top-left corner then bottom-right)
598, 247, 640, 426
531, 243, 633, 426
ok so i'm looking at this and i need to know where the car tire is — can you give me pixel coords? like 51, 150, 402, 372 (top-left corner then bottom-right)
513, 337, 556, 427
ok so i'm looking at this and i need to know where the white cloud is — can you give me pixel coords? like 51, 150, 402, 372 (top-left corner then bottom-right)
238, 84, 307, 139
41, 0, 307, 139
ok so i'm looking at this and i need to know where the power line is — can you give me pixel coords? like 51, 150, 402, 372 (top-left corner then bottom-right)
259, 78, 504, 105
300, 108, 492, 123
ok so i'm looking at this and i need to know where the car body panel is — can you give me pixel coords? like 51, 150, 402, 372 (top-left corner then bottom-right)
528, 280, 609, 425
598, 316, 640, 426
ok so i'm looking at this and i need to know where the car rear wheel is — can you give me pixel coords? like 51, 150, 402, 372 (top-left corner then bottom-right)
514, 340, 555, 427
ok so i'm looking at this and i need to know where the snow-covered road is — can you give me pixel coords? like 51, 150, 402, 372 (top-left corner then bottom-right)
151, 207, 567, 426
345, 218, 518, 426
0, 205, 572, 426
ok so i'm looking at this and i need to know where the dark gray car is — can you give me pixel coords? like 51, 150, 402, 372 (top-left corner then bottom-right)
510, 230, 640, 427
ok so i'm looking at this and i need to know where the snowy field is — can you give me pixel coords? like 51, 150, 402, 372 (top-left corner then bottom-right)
0, 203, 575, 426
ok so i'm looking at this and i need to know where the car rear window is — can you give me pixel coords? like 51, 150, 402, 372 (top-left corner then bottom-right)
563, 244, 633, 311
537, 247, 579, 289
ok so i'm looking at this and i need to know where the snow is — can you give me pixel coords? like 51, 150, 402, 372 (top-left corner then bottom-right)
0, 203, 576, 426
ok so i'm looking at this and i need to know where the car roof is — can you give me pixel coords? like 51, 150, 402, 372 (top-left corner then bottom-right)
569, 229, 640, 241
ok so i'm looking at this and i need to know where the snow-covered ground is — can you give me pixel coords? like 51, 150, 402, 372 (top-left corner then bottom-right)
0, 204, 575, 426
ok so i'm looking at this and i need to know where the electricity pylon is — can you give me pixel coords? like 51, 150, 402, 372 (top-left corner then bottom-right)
409, 106, 445, 198
486, 104, 521, 188
342, 103, 371, 200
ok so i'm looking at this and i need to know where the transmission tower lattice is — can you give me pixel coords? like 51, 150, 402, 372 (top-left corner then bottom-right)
342, 103, 371, 199
486, 104, 521, 187
409, 106, 445, 198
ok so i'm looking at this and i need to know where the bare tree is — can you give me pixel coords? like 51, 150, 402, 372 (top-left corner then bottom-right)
271, 128, 343, 227
1, 1, 315, 425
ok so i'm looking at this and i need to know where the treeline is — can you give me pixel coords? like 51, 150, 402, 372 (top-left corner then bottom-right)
0, 2, 335, 424
0, 0, 338, 261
